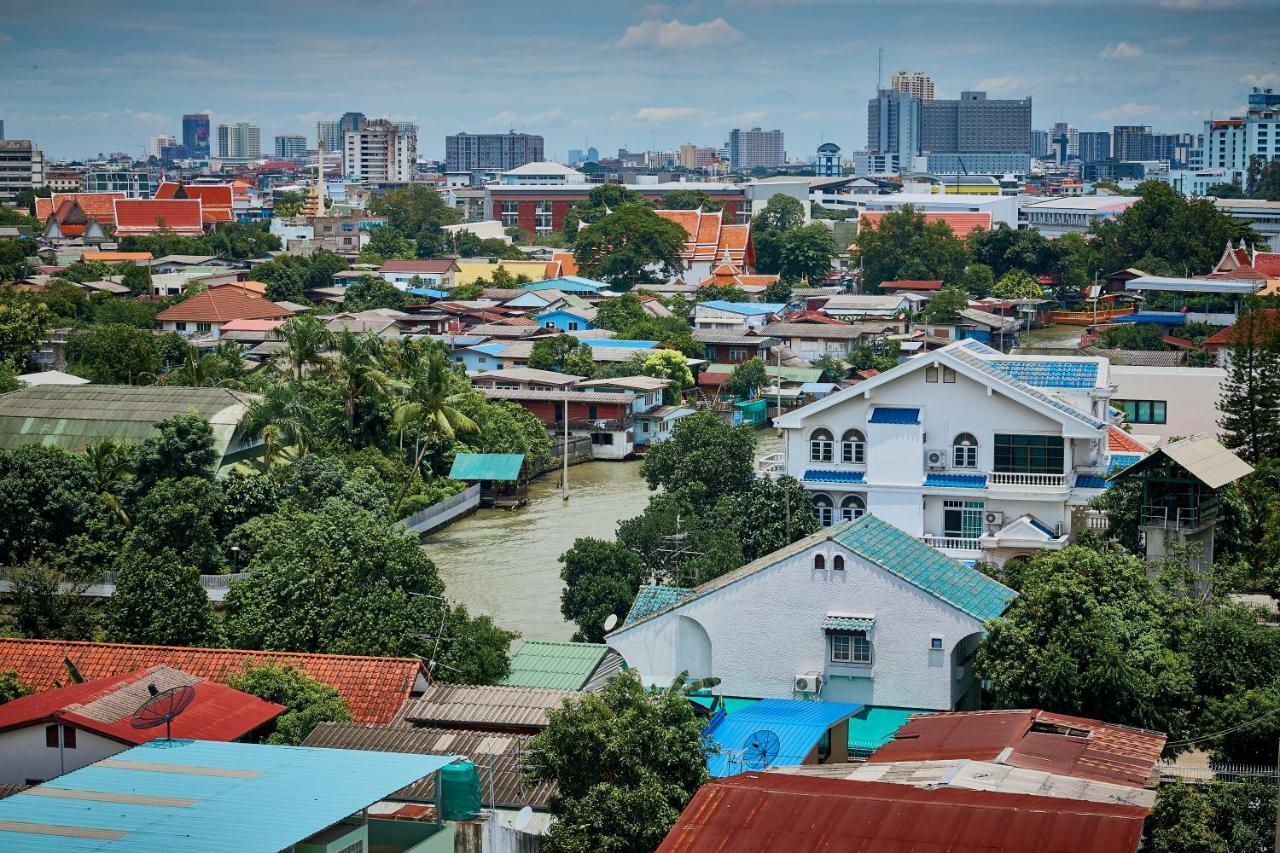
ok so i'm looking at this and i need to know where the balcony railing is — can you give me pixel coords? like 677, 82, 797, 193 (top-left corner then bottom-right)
919, 535, 983, 554
1142, 502, 1219, 531
988, 471, 1067, 488
756, 452, 785, 477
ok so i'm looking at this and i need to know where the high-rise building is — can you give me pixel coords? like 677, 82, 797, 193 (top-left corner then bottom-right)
567, 149, 584, 165
445, 131, 544, 172
0, 120, 5, 141
275, 135, 308, 160
148, 134, 176, 159
1078, 132, 1111, 164
678, 143, 717, 170
728, 127, 785, 171
1030, 129, 1049, 159
891, 70, 935, 102
921, 92, 1032, 154
815, 142, 842, 177
586, 146, 599, 163
344, 118, 416, 182
1198, 88, 1280, 185
1152, 132, 1194, 169
182, 113, 210, 157
0, 139, 43, 202
339, 112, 367, 137
867, 90, 922, 163
317, 120, 342, 152
217, 123, 261, 160
1112, 125, 1154, 161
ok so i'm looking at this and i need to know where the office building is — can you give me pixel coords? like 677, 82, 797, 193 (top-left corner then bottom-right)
182, 113, 210, 158
1112, 125, 1154, 161
1152, 132, 1194, 169
0, 120, 5, 141
339, 112, 366, 138
922, 91, 1032, 154
344, 118, 416, 182
0, 139, 44, 203
816, 142, 842, 177
317, 120, 342, 152
567, 149, 584, 165
679, 143, 717, 170
926, 152, 1031, 175
275, 134, 308, 160
445, 131, 543, 172
1052, 122, 1079, 158
728, 127, 785, 171
891, 69, 934, 101
217, 122, 261, 160
148, 133, 176, 159
83, 167, 158, 198
1078, 131, 1111, 164
1199, 88, 1280, 186
868, 90, 922, 164
1030, 129, 1049, 159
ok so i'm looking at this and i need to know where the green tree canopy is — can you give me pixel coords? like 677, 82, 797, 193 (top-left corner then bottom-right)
574, 205, 686, 291
853, 205, 972, 292
724, 356, 767, 399
1217, 299, 1280, 464
108, 547, 219, 646
343, 275, 407, 311
752, 194, 805, 233
921, 285, 969, 323
0, 670, 32, 704
367, 184, 460, 243
992, 269, 1044, 299
776, 224, 837, 282
227, 664, 351, 745
661, 189, 723, 212
64, 323, 159, 384
0, 290, 50, 371
135, 413, 218, 489
641, 411, 755, 503
559, 537, 645, 643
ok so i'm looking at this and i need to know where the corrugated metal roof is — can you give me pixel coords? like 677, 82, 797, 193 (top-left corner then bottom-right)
0, 740, 456, 852
987, 360, 1099, 389
658, 773, 1148, 853
402, 684, 576, 731
302, 723, 556, 809
501, 640, 609, 691
925, 473, 988, 489
703, 699, 863, 777
1155, 433, 1253, 489
448, 453, 525, 482
804, 469, 865, 484
868, 407, 920, 424
477, 387, 637, 405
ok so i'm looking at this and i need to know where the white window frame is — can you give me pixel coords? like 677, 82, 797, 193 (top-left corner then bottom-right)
841, 430, 865, 464
952, 433, 978, 469
810, 429, 834, 463
813, 494, 834, 527
840, 494, 866, 522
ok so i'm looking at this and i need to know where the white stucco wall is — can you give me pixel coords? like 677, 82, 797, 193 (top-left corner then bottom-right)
1109, 366, 1226, 444
0, 725, 125, 784
607, 538, 988, 711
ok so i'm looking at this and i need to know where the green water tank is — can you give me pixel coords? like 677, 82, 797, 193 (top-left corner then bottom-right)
439, 760, 482, 821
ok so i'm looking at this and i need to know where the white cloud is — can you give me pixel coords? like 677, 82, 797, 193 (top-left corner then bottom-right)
1241, 72, 1280, 87
1099, 42, 1144, 59
613, 106, 702, 124
485, 108, 564, 126
1092, 102, 1159, 120
976, 75, 1025, 94
614, 17, 743, 51
0, 31, 13, 43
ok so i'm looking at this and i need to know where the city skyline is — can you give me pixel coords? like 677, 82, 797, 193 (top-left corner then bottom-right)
1, 0, 1278, 160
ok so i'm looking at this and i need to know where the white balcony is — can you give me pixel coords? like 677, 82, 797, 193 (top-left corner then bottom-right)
919, 535, 984, 558
987, 471, 1067, 488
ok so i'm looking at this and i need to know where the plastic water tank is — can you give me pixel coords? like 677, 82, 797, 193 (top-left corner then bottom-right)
439, 760, 482, 821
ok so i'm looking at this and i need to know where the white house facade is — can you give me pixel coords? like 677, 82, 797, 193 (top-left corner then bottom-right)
772, 339, 1115, 564
606, 515, 1015, 712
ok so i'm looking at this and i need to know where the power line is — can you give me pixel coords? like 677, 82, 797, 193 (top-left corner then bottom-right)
1165, 705, 1280, 748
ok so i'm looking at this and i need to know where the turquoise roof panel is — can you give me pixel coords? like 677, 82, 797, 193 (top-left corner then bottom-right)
0, 739, 456, 853
501, 640, 608, 690
448, 453, 524, 481
847, 707, 934, 754
831, 515, 1016, 622
988, 360, 1098, 388
702, 698, 863, 777
699, 300, 785, 315
625, 585, 693, 625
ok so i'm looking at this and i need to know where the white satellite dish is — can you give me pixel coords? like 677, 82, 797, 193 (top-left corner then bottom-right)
603, 613, 618, 633
512, 805, 533, 832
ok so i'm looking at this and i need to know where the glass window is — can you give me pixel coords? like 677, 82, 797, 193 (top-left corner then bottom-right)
942, 366, 956, 383
830, 630, 872, 664
729, 347, 747, 361
500, 200, 519, 228
814, 554, 825, 571
944, 499, 985, 538
45, 725, 58, 748
810, 429, 834, 463
833, 555, 845, 571
993, 434, 1064, 474
63, 726, 75, 749
813, 494, 833, 527
930, 637, 944, 650
830, 634, 851, 662
851, 631, 872, 663
925, 365, 939, 383
841, 430, 865, 464
534, 200, 553, 232
841, 494, 865, 522
1115, 399, 1167, 425
952, 433, 978, 468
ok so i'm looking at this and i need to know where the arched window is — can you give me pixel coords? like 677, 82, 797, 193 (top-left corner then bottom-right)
814, 554, 826, 571
813, 494, 834, 527
810, 428, 834, 463
841, 429, 866, 464
841, 494, 866, 522
953, 433, 978, 468
833, 555, 845, 571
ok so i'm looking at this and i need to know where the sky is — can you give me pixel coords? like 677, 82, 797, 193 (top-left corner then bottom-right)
2, 0, 1279, 161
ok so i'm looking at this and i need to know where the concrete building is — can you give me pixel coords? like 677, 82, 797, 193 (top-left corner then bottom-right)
1109, 365, 1226, 444
181, 113, 210, 158
679, 143, 717, 170
921, 91, 1032, 154
500, 161, 586, 185
924, 153, 1030, 175
1030, 129, 1049, 159
0, 119, 4, 140
867, 90, 922, 164
43, 168, 83, 193
274, 134, 307, 160
1197, 87, 1280, 185
774, 339, 1119, 565
729, 127, 785, 171
1162, 167, 1234, 197
816, 142, 842, 177
1078, 131, 1111, 164
147, 133, 176, 159
343, 118, 416, 182
891, 69, 934, 101
1052, 122, 1079, 158
1211, 198, 1280, 243
217, 122, 261, 160
1153, 132, 1194, 169
446, 131, 544, 172
0, 139, 44, 203
83, 167, 157, 198
485, 181, 746, 234
316, 120, 342, 152
1112, 125, 1154, 161
1021, 194, 1140, 237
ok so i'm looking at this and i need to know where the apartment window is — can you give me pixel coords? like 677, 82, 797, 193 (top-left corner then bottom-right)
993, 434, 1064, 474
196, 322, 212, 333
841, 430, 865, 464
943, 499, 985, 539
952, 433, 978, 468
841, 494, 866, 522
177, 322, 188, 332
500, 201, 519, 228
810, 428, 834, 463
1116, 399, 1167, 425
830, 631, 872, 664
813, 494, 834, 527
534, 200, 553, 232
728, 347, 747, 361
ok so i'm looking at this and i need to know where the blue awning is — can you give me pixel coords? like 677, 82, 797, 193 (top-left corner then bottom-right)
869, 407, 920, 425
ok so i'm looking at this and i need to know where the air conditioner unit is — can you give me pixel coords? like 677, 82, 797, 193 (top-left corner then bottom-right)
985, 511, 1005, 528
925, 449, 947, 470
794, 673, 822, 694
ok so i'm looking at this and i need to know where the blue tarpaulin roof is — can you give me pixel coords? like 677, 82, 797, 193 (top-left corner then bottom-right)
869, 407, 920, 424
448, 453, 524, 481
0, 739, 456, 853
703, 698, 863, 777
406, 287, 449, 299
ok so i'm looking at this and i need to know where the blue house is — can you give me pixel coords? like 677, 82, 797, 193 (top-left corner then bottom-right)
453, 342, 507, 372
538, 308, 596, 332
520, 275, 607, 295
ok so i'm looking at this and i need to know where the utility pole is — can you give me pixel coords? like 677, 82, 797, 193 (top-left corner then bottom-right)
562, 396, 570, 501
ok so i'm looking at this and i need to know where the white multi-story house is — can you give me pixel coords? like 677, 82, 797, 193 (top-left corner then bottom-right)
606, 515, 1015, 712
772, 339, 1116, 564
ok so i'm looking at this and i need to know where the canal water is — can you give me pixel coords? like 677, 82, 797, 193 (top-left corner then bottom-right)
423, 430, 784, 641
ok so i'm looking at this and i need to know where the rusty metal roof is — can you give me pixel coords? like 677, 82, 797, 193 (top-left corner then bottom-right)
401, 684, 576, 731
658, 773, 1147, 853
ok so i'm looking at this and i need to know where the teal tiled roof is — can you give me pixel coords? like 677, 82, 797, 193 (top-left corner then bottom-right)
823, 615, 875, 631
830, 515, 1015, 622
625, 585, 693, 625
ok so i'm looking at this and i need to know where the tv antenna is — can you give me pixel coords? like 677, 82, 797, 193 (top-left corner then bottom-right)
741, 729, 780, 770
649, 514, 705, 587
131, 684, 196, 741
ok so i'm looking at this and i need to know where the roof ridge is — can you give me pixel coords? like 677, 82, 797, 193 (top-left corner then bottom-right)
0, 637, 421, 665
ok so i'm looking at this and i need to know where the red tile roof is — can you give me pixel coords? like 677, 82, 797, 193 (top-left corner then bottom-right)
113, 199, 205, 235
553, 251, 579, 277
81, 251, 153, 263
156, 288, 295, 323
1204, 308, 1280, 347
883, 279, 944, 291
1252, 252, 1280, 276
655, 209, 755, 267
0, 665, 283, 744
36, 193, 125, 225
858, 211, 992, 240
155, 182, 233, 208
870, 709, 1166, 789
0, 638, 423, 725
379, 259, 461, 274
1108, 426, 1149, 454
658, 773, 1148, 853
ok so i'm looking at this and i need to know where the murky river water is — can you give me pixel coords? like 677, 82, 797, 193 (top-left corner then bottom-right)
424, 431, 783, 640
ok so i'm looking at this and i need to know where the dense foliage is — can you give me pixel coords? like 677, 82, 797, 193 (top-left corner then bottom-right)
227, 664, 352, 745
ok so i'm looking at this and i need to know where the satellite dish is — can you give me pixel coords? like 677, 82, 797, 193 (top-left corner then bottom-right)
512, 805, 534, 832
741, 729, 780, 770
131, 684, 196, 741
603, 614, 618, 633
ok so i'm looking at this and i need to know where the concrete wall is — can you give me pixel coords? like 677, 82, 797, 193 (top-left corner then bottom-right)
0, 725, 124, 784
607, 537, 987, 711
1109, 365, 1226, 444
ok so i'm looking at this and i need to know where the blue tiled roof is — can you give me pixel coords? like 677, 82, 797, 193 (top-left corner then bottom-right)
703, 698, 863, 776
468, 343, 506, 356
988, 360, 1098, 389
699, 300, 785, 315
958, 339, 1000, 356
597, 339, 660, 349
868, 407, 920, 424
1074, 474, 1110, 490
948, 346, 1107, 430
924, 473, 988, 489
831, 515, 1016, 622
1027, 515, 1058, 537
625, 584, 693, 625
804, 469, 865, 484
1108, 453, 1142, 472
406, 287, 449, 299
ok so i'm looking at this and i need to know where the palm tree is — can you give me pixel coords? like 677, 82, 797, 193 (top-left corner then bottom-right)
278, 314, 332, 383
84, 438, 135, 527
392, 348, 477, 510
668, 670, 722, 696
241, 382, 316, 462
334, 330, 393, 437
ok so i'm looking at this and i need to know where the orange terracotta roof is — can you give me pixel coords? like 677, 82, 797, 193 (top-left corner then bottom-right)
113, 199, 205, 235
1108, 426, 1149, 454
553, 251, 579, 277
0, 638, 423, 726
219, 317, 286, 332
858, 211, 992, 240
1204, 308, 1280, 347
156, 287, 294, 323
36, 192, 126, 225
655, 209, 752, 266
884, 280, 944, 291
1253, 252, 1280, 277
215, 280, 267, 296
155, 182, 234, 210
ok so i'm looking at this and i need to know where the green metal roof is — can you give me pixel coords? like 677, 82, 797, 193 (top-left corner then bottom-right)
501, 640, 608, 690
830, 515, 1015, 622
447, 453, 524, 481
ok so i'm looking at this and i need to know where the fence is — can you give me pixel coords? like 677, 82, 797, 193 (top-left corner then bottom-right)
396, 483, 482, 536
0, 568, 250, 603
1158, 761, 1280, 784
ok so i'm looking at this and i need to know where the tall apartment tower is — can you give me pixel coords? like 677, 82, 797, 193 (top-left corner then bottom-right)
344, 118, 417, 182
1112, 125, 1154, 161
317, 121, 342, 152
217, 123, 261, 159
1077, 131, 1112, 164
275, 135, 308, 160
728, 127, 785, 171
0, 140, 44, 203
1198, 88, 1280, 184
1052, 122, 1079, 157
1030, 130, 1050, 159
445, 131, 544, 172
890, 70, 934, 101
182, 113, 210, 157
921, 92, 1032, 154
867, 90, 922, 162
